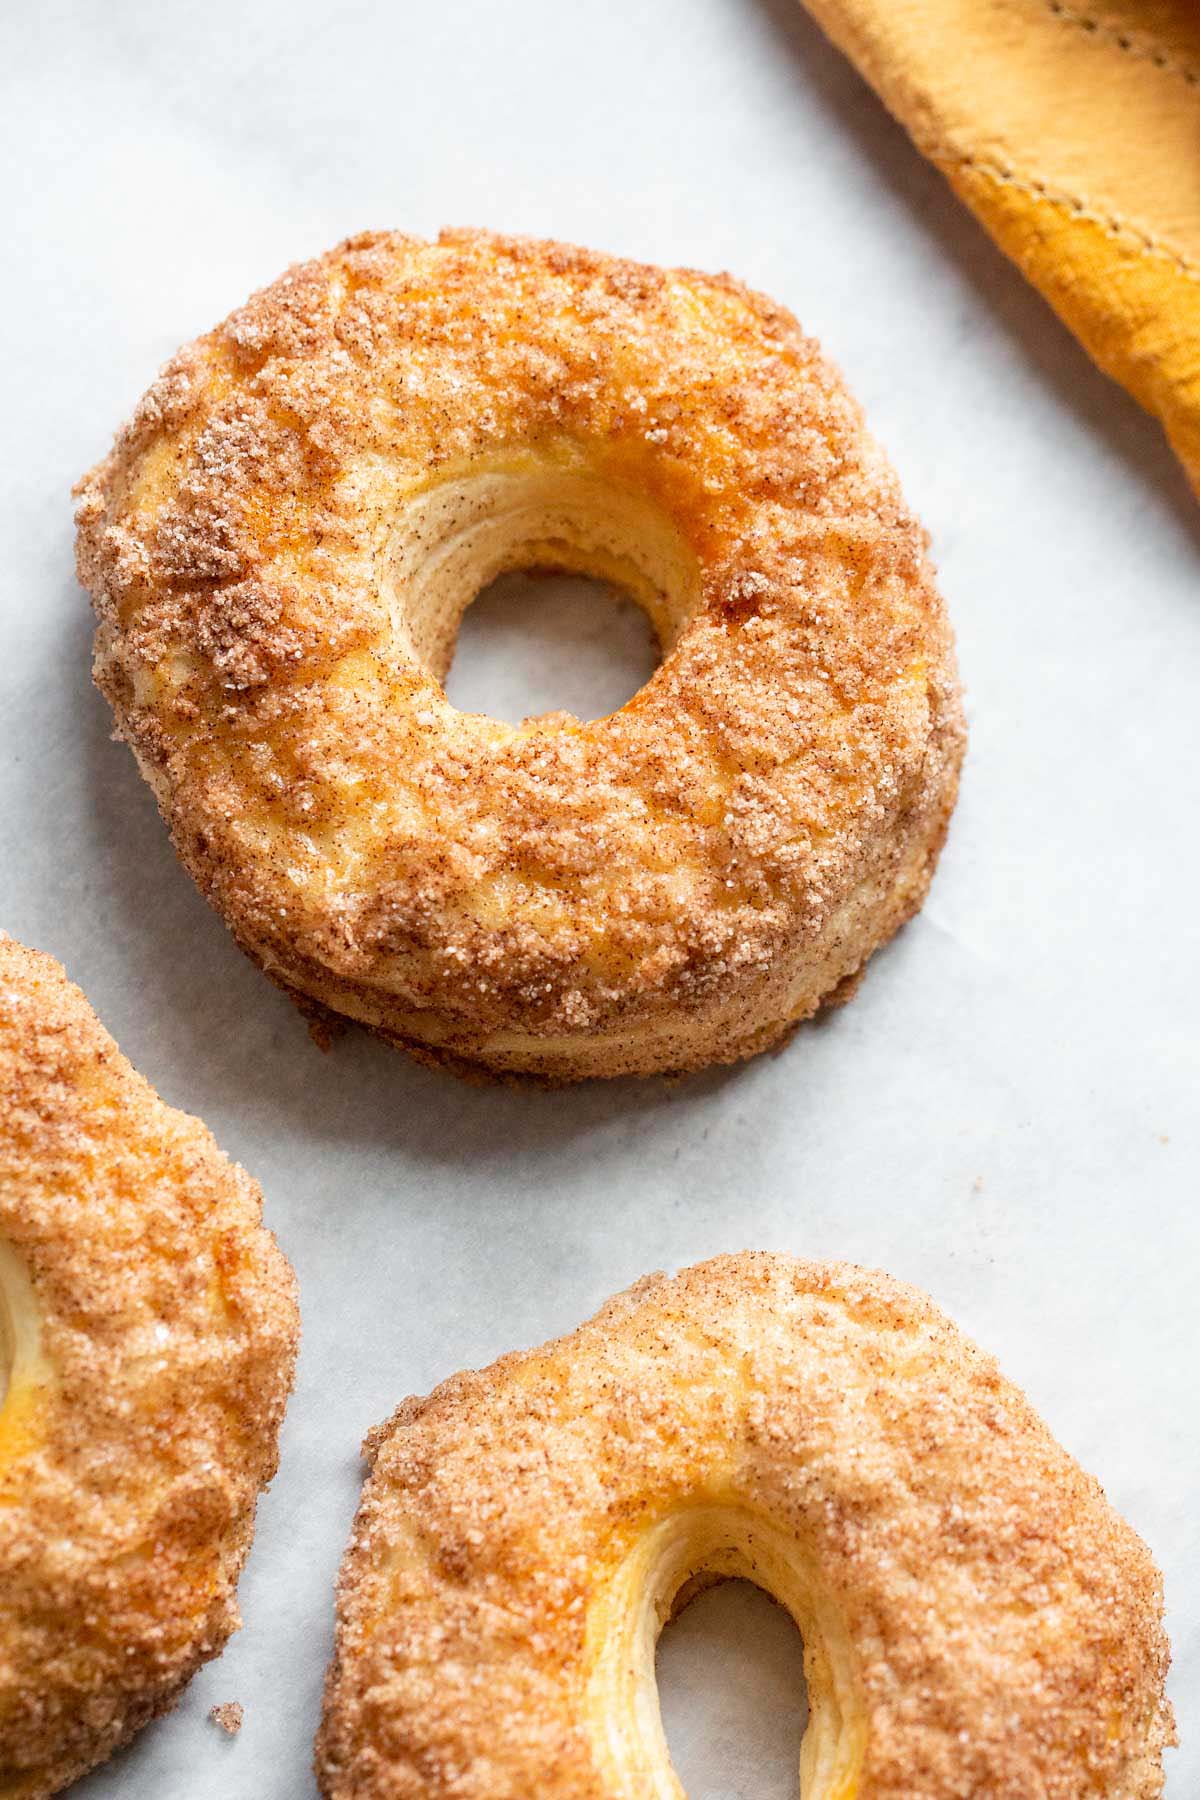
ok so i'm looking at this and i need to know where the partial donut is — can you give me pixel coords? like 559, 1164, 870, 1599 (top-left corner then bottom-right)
0, 936, 299, 1798
75, 229, 964, 1082
316, 1253, 1174, 1800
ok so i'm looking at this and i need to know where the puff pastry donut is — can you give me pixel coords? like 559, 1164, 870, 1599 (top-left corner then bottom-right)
317, 1253, 1173, 1799
76, 230, 964, 1081
0, 936, 299, 1797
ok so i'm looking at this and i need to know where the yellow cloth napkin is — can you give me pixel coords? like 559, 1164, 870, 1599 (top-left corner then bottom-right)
804, 0, 1200, 499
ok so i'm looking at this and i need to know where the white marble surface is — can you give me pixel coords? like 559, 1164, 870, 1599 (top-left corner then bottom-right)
2, 1, 1198, 1794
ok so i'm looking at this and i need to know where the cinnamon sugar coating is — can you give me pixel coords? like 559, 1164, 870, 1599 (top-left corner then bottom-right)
317, 1254, 1174, 1800
76, 230, 965, 1080
0, 937, 299, 1798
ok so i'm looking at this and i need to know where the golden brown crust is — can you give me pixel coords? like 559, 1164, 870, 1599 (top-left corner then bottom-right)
0, 936, 299, 1798
76, 229, 964, 1081
316, 1253, 1174, 1800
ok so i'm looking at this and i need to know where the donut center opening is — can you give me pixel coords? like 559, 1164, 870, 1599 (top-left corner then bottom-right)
0, 1290, 10, 1415
0, 1240, 48, 1439
585, 1505, 865, 1799
444, 569, 660, 724
658, 1578, 808, 1798
387, 458, 701, 721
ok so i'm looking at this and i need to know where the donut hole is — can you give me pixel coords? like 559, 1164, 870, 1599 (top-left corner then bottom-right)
0, 1246, 21, 1411
444, 569, 660, 723
387, 459, 701, 720
657, 1578, 808, 1797
585, 1505, 864, 1797
0, 1286, 10, 1413
0, 1240, 46, 1427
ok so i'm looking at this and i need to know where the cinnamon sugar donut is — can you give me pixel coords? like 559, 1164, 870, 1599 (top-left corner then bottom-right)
317, 1253, 1174, 1800
0, 936, 299, 1798
75, 229, 964, 1081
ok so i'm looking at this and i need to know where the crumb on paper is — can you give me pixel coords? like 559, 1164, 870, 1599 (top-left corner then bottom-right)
300, 1002, 344, 1053
209, 1702, 244, 1736
972, 1175, 984, 1194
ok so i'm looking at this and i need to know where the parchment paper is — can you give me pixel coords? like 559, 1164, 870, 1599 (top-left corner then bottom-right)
2, 2, 1196, 1794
